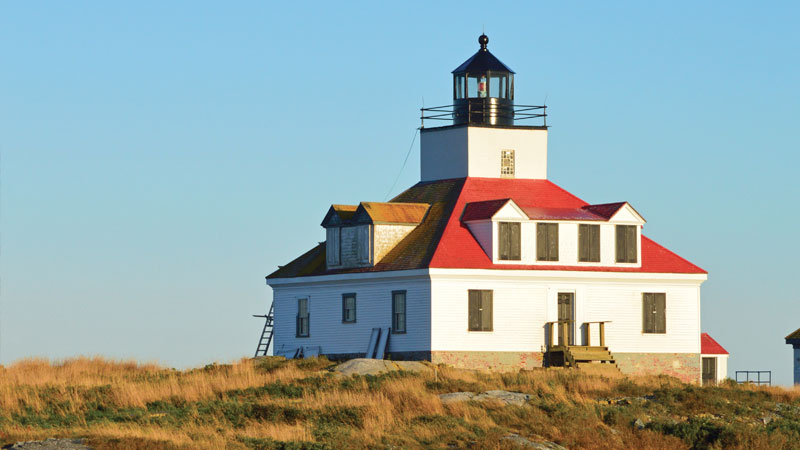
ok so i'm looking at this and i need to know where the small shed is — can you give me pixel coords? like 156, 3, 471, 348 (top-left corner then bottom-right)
701, 333, 729, 385
785, 328, 800, 386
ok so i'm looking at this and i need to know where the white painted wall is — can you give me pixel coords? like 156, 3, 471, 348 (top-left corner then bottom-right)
420, 125, 548, 181
702, 354, 729, 383
466, 220, 642, 268
268, 268, 704, 359
466, 221, 493, 258
269, 274, 431, 356
795, 347, 800, 385
420, 126, 469, 181
429, 271, 702, 355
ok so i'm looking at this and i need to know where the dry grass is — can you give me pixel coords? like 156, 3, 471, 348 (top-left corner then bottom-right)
0, 357, 798, 449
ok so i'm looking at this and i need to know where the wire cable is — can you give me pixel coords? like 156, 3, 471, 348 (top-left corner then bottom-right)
384, 127, 419, 201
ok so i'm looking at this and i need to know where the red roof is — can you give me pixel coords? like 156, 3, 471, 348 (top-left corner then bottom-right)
701, 333, 729, 355
582, 202, 627, 219
428, 178, 706, 274
461, 198, 513, 221
521, 206, 606, 221
268, 177, 707, 279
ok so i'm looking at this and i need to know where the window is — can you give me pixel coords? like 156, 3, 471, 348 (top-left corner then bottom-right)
642, 293, 666, 334
468, 290, 493, 331
578, 224, 600, 262
454, 75, 465, 99
501, 150, 515, 178
296, 298, 309, 337
326, 227, 341, 266
342, 293, 356, 323
616, 225, 638, 263
498, 221, 521, 261
536, 223, 559, 261
392, 291, 406, 334
357, 226, 371, 264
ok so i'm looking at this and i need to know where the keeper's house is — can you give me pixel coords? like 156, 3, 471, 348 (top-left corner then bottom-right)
266, 34, 708, 383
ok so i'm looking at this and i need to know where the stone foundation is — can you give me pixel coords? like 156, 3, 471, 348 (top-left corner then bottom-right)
430, 351, 544, 371
613, 352, 701, 384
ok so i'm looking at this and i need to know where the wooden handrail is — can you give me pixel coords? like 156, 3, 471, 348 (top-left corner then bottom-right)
584, 321, 611, 347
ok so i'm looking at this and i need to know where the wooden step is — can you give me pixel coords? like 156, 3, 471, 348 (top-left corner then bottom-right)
576, 362, 622, 377
570, 351, 615, 362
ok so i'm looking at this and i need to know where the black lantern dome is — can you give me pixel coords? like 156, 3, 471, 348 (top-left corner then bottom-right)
452, 34, 515, 126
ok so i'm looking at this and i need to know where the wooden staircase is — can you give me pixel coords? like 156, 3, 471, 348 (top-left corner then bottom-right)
547, 345, 620, 374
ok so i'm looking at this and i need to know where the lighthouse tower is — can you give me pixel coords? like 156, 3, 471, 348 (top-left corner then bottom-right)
420, 34, 548, 182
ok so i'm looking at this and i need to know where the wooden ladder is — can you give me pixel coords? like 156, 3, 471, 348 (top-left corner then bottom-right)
253, 303, 275, 357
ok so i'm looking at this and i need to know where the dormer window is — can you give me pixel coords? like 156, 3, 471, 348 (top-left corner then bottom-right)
536, 223, 559, 261
501, 150, 515, 178
322, 202, 429, 270
498, 222, 521, 261
616, 225, 638, 263
578, 224, 600, 262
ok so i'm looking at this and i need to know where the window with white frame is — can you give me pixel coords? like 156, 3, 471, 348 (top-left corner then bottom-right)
501, 150, 515, 178
392, 291, 406, 333
296, 298, 309, 337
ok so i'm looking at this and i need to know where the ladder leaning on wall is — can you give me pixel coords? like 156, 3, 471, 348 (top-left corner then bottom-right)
253, 303, 275, 357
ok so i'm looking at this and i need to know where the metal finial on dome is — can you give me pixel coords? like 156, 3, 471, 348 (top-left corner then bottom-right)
478, 34, 489, 51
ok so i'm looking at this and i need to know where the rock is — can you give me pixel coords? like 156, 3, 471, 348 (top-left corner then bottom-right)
440, 392, 476, 403
502, 434, 567, 449
331, 358, 430, 376
633, 418, 646, 430
4, 438, 90, 449
599, 395, 653, 406
439, 390, 531, 406
475, 390, 531, 406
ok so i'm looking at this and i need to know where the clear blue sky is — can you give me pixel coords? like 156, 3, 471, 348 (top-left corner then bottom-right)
1, 2, 798, 384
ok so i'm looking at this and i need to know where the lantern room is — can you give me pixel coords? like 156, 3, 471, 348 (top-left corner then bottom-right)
452, 34, 515, 126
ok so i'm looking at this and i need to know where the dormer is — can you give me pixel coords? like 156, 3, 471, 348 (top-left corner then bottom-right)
461, 199, 646, 267
322, 202, 429, 269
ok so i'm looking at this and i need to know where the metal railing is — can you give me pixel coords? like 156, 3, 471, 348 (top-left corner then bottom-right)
420, 104, 547, 127
735, 371, 771, 386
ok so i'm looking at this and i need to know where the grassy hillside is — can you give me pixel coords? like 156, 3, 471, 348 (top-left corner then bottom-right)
0, 357, 798, 449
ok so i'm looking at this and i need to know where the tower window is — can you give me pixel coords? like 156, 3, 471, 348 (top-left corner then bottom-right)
501, 150, 515, 178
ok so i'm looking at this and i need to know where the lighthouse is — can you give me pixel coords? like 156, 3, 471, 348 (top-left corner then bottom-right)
420, 34, 548, 182
264, 34, 709, 384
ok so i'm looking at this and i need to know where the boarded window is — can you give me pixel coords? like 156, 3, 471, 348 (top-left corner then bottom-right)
357, 226, 371, 264
326, 228, 341, 266
468, 290, 493, 331
392, 291, 406, 334
501, 150, 515, 178
642, 293, 666, 334
616, 225, 638, 263
536, 223, 559, 261
297, 298, 309, 337
498, 222, 521, 261
342, 293, 357, 323
578, 224, 600, 262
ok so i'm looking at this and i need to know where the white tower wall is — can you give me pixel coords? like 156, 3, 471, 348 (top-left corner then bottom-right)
420, 125, 548, 181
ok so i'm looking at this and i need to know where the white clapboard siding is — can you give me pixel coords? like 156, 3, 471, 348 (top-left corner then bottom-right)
431, 278, 548, 352
430, 274, 700, 354
272, 276, 431, 356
